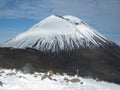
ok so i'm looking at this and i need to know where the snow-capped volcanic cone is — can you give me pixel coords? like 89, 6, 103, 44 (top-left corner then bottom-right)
0, 15, 120, 84
2, 15, 112, 52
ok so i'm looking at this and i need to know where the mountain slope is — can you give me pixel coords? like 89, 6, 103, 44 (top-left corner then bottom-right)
1, 15, 112, 52
0, 45, 120, 84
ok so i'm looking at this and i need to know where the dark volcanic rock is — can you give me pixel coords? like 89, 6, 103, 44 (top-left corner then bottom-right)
0, 44, 120, 84
0, 81, 3, 86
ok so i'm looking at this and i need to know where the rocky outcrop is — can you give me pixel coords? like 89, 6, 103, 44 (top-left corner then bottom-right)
0, 81, 3, 86
21, 63, 35, 74
41, 70, 53, 80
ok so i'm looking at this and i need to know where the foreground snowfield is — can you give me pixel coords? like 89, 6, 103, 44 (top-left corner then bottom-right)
0, 69, 120, 90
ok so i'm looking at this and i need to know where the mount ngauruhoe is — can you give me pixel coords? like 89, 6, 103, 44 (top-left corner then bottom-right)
0, 15, 120, 84
1, 15, 113, 51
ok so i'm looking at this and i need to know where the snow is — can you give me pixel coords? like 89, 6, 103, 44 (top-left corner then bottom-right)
0, 69, 120, 90
63, 15, 82, 23
1, 15, 109, 51
28, 15, 76, 34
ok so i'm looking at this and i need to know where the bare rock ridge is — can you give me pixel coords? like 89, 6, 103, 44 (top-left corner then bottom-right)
0, 15, 120, 84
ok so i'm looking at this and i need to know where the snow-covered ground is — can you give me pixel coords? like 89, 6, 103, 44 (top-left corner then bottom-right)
0, 69, 120, 90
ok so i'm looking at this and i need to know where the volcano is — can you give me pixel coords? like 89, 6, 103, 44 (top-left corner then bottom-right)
1, 15, 112, 51
0, 15, 120, 84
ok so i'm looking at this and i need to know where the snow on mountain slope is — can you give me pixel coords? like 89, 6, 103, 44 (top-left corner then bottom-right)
0, 69, 120, 90
1, 15, 111, 51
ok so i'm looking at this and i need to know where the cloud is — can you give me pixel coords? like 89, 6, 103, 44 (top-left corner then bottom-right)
0, 0, 119, 19
0, 0, 50, 19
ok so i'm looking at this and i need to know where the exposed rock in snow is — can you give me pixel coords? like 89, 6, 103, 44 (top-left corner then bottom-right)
21, 63, 35, 74
0, 81, 3, 86
0, 69, 120, 90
